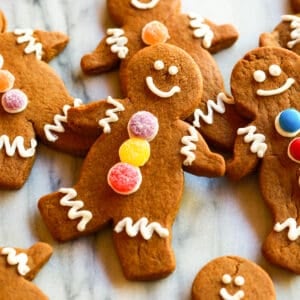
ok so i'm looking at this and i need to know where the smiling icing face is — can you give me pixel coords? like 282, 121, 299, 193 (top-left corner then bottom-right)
253, 64, 295, 96
219, 274, 245, 300
146, 59, 181, 98
131, 0, 160, 10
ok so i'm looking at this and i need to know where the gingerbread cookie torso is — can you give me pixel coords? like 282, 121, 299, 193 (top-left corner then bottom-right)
0, 242, 52, 300
0, 11, 96, 189
192, 256, 276, 300
227, 46, 300, 274
39, 43, 225, 280
80, 0, 244, 151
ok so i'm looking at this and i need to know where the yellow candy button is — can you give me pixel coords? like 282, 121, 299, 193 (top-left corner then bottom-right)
119, 138, 150, 167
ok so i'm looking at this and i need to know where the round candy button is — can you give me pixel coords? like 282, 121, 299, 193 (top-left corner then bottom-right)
107, 162, 142, 195
0, 70, 15, 93
141, 21, 170, 45
127, 111, 159, 141
1, 89, 28, 113
119, 138, 151, 167
288, 137, 300, 163
279, 108, 300, 132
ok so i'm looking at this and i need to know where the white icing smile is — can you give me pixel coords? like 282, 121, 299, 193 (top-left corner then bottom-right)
220, 288, 245, 300
131, 0, 160, 10
219, 274, 245, 300
146, 60, 181, 98
253, 64, 295, 96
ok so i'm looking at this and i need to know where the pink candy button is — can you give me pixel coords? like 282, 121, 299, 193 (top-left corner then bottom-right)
127, 111, 159, 141
107, 162, 142, 195
1, 89, 28, 113
288, 137, 300, 163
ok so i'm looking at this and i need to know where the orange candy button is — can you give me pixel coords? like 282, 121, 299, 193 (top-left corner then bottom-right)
141, 21, 170, 45
0, 70, 15, 93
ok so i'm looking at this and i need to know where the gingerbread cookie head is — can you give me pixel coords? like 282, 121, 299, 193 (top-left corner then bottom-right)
231, 47, 300, 120
192, 256, 276, 300
124, 43, 202, 119
0, 242, 52, 299
260, 14, 300, 56
107, 0, 181, 26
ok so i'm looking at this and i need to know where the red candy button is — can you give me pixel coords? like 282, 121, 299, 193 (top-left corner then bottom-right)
288, 137, 300, 163
107, 162, 142, 195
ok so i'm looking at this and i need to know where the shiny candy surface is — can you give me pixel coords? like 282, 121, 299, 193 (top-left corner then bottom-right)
288, 137, 300, 163
279, 109, 300, 133
0, 70, 15, 93
127, 111, 159, 141
119, 138, 150, 167
1, 89, 28, 113
107, 162, 142, 195
141, 21, 170, 45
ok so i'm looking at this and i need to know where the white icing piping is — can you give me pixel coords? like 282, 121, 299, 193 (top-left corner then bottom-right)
1, 247, 30, 276
181, 126, 199, 166
106, 28, 129, 59
0, 54, 3, 69
59, 188, 93, 232
146, 76, 181, 98
188, 13, 214, 49
14, 29, 43, 60
237, 126, 267, 158
131, 0, 160, 10
193, 92, 234, 128
256, 78, 295, 96
282, 15, 300, 49
0, 135, 37, 158
274, 217, 300, 241
219, 288, 245, 300
98, 96, 125, 134
44, 98, 82, 142
114, 217, 169, 240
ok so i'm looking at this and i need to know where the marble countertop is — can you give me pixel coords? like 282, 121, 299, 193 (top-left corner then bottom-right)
0, 0, 298, 299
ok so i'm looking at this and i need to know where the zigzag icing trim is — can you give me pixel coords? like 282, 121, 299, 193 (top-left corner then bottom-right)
0, 135, 37, 158
59, 188, 93, 232
274, 218, 300, 241
282, 15, 300, 49
193, 92, 234, 128
237, 125, 267, 158
114, 217, 169, 240
44, 98, 82, 142
106, 28, 129, 59
1, 247, 30, 276
181, 126, 199, 166
98, 96, 125, 134
14, 28, 43, 60
188, 13, 214, 48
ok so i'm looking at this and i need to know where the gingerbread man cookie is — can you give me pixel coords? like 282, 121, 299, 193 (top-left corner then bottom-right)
227, 46, 300, 273
192, 256, 276, 300
80, 0, 243, 151
0, 242, 52, 299
39, 43, 225, 280
0, 11, 96, 189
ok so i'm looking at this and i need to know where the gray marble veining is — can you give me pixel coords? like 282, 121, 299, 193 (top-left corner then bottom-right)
0, 0, 298, 299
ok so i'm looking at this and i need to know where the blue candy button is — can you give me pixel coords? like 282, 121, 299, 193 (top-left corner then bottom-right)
275, 108, 300, 137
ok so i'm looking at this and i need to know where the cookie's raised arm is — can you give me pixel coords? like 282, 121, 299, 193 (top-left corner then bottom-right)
177, 120, 225, 177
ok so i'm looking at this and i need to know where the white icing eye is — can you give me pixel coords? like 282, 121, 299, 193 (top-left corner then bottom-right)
269, 64, 282, 76
154, 60, 164, 70
0, 55, 3, 69
253, 70, 266, 83
234, 276, 245, 286
222, 274, 232, 284
168, 65, 178, 75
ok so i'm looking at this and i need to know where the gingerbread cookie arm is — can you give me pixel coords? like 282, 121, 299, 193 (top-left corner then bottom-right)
259, 32, 281, 48
178, 121, 225, 177
226, 123, 267, 180
68, 97, 127, 136
0, 11, 7, 33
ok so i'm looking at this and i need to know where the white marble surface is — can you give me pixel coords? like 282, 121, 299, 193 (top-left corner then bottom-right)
0, 0, 298, 299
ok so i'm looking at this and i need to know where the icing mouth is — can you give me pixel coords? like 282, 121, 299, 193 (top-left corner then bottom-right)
219, 288, 245, 300
131, 0, 160, 10
256, 78, 295, 96
146, 76, 181, 98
